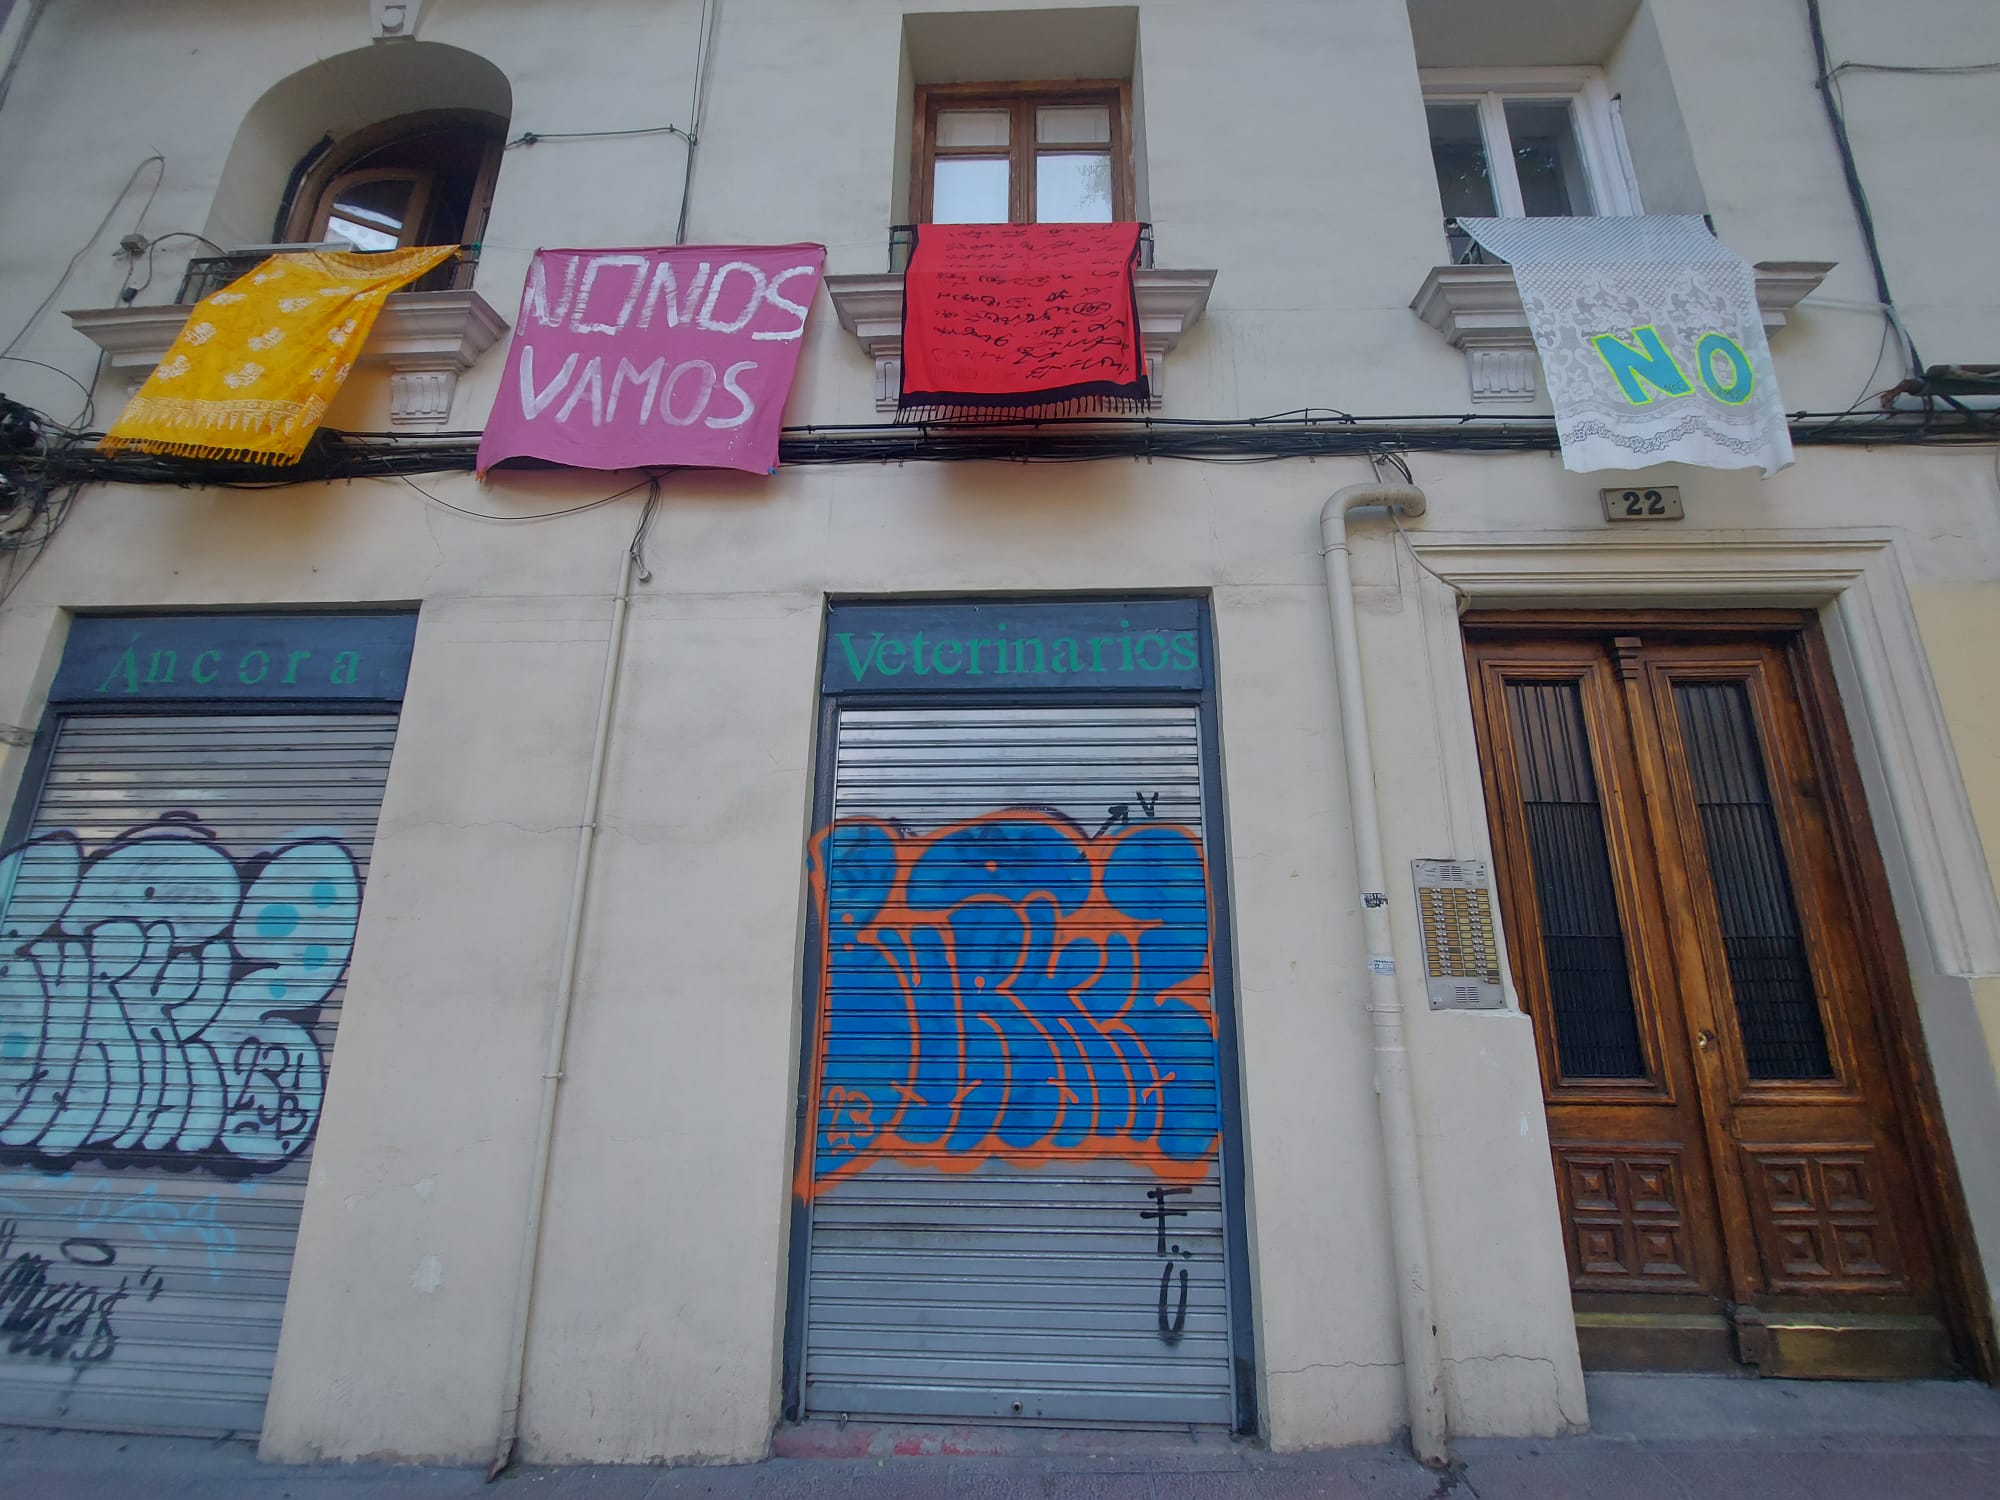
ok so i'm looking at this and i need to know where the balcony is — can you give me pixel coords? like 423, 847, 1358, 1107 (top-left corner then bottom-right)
1411, 253, 1833, 404
175, 244, 482, 302
828, 226, 1212, 412
68, 245, 506, 430
883, 224, 1157, 274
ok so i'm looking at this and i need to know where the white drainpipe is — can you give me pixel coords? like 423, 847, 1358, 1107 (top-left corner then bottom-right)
487, 542, 638, 1480
1318, 482, 1449, 1467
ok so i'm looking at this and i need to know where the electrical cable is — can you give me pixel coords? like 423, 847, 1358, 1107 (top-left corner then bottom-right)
1, 155, 165, 361
0, 411, 87, 609
1791, 314, 1902, 438
14, 406, 1992, 506
124, 231, 230, 303
1368, 446, 1473, 615
395, 471, 656, 522
1805, 0, 1923, 380
508, 125, 693, 148
0, 0, 48, 117
676, 0, 717, 245
627, 472, 665, 582
1829, 60, 2000, 77
0, 355, 94, 419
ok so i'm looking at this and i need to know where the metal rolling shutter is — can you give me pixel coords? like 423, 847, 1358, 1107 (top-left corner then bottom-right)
0, 712, 397, 1436
801, 706, 1237, 1427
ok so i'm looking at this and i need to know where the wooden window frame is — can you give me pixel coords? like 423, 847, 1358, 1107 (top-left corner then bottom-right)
309, 167, 437, 252
283, 108, 506, 251
1421, 66, 1642, 218
912, 80, 1135, 225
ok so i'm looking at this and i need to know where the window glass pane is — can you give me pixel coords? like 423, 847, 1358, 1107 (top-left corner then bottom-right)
1035, 152, 1112, 222
1425, 103, 1498, 220
325, 176, 414, 252
1037, 105, 1111, 144
932, 157, 1011, 223
1504, 99, 1596, 217
1672, 681, 1832, 1080
1505, 680, 1649, 1080
935, 109, 1010, 149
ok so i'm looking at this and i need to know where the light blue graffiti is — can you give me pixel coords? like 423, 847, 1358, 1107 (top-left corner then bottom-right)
0, 1183, 237, 1281
0, 816, 361, 1174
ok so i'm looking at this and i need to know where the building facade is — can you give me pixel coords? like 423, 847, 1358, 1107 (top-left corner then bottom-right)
0, 0, 1996, 1468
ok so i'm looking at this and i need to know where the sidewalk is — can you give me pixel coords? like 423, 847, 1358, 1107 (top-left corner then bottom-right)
2, 1375, 1996, 1498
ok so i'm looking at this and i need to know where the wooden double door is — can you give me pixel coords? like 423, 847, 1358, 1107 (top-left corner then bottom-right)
1466, 614, 1971, 1377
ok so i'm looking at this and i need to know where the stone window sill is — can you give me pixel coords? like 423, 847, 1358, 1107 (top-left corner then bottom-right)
1409, 260, 1834, 403
65, 289, 510, 430
824, 267, 1218, 411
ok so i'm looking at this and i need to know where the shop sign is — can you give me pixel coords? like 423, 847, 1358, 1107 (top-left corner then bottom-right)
823, 600, 1203, 693
52, 613, 418, 704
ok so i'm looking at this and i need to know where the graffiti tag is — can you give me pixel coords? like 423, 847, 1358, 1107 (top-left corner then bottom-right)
798, 808, 1220, 1197
1141, 1186, 1194, 1345
0, 1217, 163, 1365
0, 816, 361, 1174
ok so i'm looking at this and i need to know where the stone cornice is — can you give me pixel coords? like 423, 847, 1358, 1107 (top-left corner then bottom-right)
65, 290, 510, 429
1410, 259, 1834, 403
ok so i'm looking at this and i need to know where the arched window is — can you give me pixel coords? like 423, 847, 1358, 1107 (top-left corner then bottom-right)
284, 109, 505, 259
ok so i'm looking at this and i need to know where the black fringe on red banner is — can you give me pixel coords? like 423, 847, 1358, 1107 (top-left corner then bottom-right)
898, 379, 1152, 424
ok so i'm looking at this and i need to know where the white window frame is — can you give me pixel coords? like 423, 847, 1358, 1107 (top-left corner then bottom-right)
1421, 66, 1642, 218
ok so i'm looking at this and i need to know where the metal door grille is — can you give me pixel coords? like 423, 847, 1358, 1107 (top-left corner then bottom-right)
1672, 681, 1832, 1079
800, 706, 1236, 1426
0, 712, 397, 1436
1505, 681, 1647, 1079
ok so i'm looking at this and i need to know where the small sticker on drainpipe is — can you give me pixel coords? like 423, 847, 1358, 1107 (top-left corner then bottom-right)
1368, 955, 1396, 976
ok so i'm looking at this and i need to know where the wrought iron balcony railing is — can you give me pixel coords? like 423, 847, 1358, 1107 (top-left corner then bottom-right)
886, 224, 1157, 274
1442, 212, 1723, 266
1443, 218, 1502, 266
175, 244, 481, 303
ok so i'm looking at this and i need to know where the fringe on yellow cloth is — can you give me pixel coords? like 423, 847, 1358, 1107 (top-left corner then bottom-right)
100, 245, 459, 465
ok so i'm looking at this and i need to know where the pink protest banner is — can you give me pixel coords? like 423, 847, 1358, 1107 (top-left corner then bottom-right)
476, 243, 825, 476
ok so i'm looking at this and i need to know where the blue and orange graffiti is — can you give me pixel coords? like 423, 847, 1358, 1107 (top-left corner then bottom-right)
797, 808, 1220, 1198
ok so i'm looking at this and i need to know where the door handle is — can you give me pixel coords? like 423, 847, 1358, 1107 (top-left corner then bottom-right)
1695, 1029, 1717, 1052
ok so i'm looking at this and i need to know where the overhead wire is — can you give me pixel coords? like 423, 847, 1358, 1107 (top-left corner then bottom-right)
1, 154, 166, 362
394, 471, 656, 523
676, 0, 717, 245
1828, 60, 2000, 78
508, 125, 693, 148
0, 355, 94, 420
1805, 0, 1923, 380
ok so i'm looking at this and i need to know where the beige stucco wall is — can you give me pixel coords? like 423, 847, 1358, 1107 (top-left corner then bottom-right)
0, 0, 1993, 1469
1911, 585, 2000, 1091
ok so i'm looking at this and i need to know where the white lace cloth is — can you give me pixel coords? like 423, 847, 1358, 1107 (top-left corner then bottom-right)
1458, 215, 1793, 477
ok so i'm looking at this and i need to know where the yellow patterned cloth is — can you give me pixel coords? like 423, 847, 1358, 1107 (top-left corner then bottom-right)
101, 245, 458, 464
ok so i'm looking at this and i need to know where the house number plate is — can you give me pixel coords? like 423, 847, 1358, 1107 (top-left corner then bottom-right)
1601, 485, 1684, 521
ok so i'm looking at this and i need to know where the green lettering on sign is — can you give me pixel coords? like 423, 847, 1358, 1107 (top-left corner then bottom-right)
97, 647, 140, 695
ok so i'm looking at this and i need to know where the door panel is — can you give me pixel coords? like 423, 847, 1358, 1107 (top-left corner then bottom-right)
1467, 622, 1956, 1376
1468, 641, 1732, 1326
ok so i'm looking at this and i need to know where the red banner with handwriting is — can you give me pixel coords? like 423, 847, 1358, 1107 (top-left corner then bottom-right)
897, 223, 1148, 418
476, 244, 824, 476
